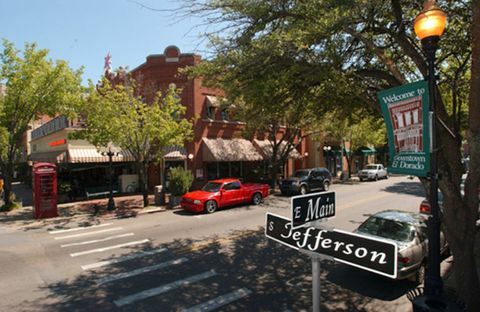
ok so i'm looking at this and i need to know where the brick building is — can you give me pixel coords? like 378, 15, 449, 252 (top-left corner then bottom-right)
130, 46, 305, 189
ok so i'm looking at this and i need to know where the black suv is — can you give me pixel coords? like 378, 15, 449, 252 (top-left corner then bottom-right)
280, 167, 332, 195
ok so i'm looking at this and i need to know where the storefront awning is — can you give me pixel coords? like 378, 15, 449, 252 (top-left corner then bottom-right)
29, 151, 67, 163
358, 147, 376, 155
202, 138, 263, 162
253, 139, 302, 160
68, 148, 135, 163
163, 146, 187, 160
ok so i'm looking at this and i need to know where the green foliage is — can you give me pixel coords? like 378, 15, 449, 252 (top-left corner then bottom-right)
74, 75, 194, 206
0, 39, 83, 206
168, 167, 193, 196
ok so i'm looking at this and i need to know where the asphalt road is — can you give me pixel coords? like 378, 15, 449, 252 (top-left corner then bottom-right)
0, 176, 443, 311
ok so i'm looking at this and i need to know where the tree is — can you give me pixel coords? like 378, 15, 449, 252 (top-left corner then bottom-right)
180, 0, 479, 308
184, 31, 320, 187
319, 110, 386, 178
75, 76, 193, 207
0, 40, 83, 208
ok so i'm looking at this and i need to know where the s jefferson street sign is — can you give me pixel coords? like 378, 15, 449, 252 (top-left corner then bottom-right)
291, 191, 335, 229
266, 213, 398, 279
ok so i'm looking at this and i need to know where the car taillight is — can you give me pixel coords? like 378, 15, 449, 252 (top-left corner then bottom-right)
398, 256, 410, 264
420, 201, 431, 214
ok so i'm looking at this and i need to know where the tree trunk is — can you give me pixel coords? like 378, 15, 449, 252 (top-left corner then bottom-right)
2, 163, 14, 207
137, 161, 149, 208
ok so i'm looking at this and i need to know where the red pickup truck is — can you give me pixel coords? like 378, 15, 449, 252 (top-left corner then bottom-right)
180, 178, 270, 213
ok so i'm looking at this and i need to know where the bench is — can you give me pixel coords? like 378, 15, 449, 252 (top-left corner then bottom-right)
85, 187, 119, 200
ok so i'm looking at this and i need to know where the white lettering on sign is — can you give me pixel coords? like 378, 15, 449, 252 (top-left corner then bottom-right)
305, 197, 334, 222
279, 222, 387, 265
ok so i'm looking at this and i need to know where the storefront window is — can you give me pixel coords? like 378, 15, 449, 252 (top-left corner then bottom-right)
206, 162, 218, 180
219, 162, 229, 178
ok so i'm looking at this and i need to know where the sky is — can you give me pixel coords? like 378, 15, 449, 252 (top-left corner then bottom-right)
0, 0, 215, 84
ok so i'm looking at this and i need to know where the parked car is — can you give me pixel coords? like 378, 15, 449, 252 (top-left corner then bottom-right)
180, 178, 270, 214
358, 164, 388, 181
419, 174, 480, 227
280, 167, 332, 195
354, 210, 448, 283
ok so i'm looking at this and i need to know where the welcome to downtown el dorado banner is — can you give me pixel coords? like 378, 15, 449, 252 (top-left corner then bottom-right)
378, 80, 430, 177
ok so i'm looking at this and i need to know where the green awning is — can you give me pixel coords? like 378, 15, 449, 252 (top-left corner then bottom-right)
360, 147, 376, 155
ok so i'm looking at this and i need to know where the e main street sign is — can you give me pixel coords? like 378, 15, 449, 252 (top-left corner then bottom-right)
378, 80, 430, 177
266, 213, 398, 279
291, 192, 335, 229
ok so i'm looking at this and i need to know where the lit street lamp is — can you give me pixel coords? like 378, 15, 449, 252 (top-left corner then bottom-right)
100, 143, 120, 211
414, 0, 446, 298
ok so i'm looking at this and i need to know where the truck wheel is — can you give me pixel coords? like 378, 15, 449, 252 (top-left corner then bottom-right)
300, 185, 307, 195
252, 193, 262, 205
374, 174, 378, 181
204, 200, 217, 214
323, 181, 330, 191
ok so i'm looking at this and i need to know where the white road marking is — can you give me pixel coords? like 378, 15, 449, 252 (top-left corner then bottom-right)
54, 227, 123, 240
113, 270, 217, 307
70, 239, 150, 257
81, 248, 167, 271
49, 223, 113, 234
182, 288, 252, 312
60, 233, 135, 248
96, 257, 189, 285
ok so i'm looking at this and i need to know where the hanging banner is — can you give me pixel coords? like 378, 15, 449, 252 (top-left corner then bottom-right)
378, 80, 430, 177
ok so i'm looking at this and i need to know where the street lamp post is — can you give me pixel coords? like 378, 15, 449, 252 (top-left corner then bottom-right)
101, 144, 120, 211
414, 0, 446, 297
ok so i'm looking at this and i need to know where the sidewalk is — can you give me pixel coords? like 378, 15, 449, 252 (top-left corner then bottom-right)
1, 185, 171, 230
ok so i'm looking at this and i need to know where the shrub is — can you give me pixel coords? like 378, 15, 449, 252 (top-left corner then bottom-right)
169, 167, 193, 196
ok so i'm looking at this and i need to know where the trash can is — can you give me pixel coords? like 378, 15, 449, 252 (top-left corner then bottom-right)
154, 185, 165, 205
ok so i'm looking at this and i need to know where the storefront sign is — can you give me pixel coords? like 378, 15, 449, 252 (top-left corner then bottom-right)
49, 139, 67, 147
291, 192, 335, 229
378, 80, 430, 177
265, 213, 397, 278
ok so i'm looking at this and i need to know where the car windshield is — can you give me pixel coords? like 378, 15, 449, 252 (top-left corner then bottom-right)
357, 216, 413, 242
295, 170, 310, 178
202, 182, 222, 192
365, 165, 378, 170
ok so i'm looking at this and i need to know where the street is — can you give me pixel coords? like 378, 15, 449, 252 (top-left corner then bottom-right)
0, 176, 446, 311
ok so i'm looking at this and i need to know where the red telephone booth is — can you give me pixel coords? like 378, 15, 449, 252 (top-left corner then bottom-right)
32, 162, 58, 219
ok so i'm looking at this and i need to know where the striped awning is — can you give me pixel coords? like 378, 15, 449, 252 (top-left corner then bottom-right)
68, 149, 134, 163
202, 138, 263, 162
163, 146, 187, 160
29, 151, 67, 163
253, 139, 302, 160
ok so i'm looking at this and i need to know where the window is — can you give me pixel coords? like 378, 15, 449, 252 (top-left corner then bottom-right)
221, 108, 229, 121
224, 181, 241, 190
206, 106, 216, 119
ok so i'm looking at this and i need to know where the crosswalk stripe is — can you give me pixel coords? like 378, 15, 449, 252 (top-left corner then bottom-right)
70, 239, 150, 257
182, 288, 252, 312
60, 233, 135, 248
49, 223, 113, 234
54, 227, 123, 240
96, 257, 189, 285
81, 248, 167, 271
113, 270, 217, 307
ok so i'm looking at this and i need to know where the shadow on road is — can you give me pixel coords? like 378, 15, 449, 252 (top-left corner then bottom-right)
382, 181, 425, 197
12, 229, 415, 311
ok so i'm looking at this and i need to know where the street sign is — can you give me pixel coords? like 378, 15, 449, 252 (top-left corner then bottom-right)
291, 191, 335, 229
378, 80, 430, 177
265, 213, 398, 279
